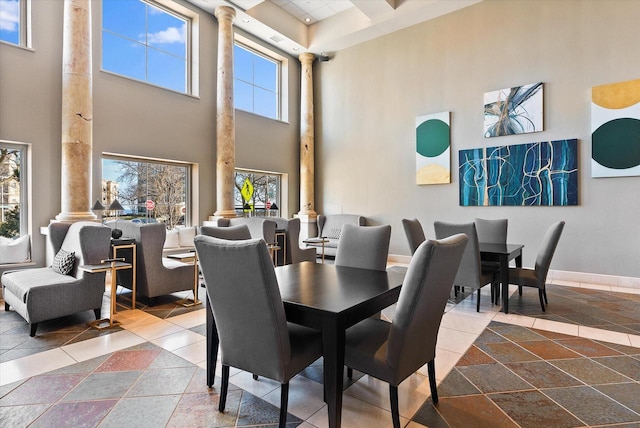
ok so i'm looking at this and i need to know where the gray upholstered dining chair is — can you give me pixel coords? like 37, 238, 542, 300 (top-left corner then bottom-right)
335, 224, 391, 271
508, 221, 565, 312
194, 236, 323, 427
474, 218, 508, 303
200, 224, 251, 240
434, 221, 497, 312
344, 234, 468, 428
402, 218, 426, 255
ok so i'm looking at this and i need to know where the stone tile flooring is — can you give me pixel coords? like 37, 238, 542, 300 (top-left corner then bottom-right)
1, 280, 640, 427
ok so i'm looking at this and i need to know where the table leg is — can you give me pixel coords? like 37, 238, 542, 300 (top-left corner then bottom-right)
206, 294, 219, 388
501, 255, 509, 314
323, 318, 344, 428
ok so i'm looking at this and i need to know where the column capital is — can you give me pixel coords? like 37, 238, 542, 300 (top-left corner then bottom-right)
214, 6, 236, 22
299, 52, 316, 65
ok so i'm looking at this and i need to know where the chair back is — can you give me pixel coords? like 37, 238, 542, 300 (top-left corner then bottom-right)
200, 224, 251, 240
228, 218, 277, 244
194, 235, 291, 382
335, 224, 391, 271
434, 221, 482, 288
474, 218, 508, 244
402, 218, 426, 255
50, 222, 111, 278
534, 221, 565, 284
387, 234, 468, 379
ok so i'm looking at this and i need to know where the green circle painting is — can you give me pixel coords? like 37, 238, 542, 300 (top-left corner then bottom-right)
592, 118, 640, 169
416, 119, 450, 158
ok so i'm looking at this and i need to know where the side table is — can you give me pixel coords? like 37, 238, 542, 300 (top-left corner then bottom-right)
80, 258, 132, 329
111, 238, 136, 310
166, 251, 201, 307
303, 237, 329, 263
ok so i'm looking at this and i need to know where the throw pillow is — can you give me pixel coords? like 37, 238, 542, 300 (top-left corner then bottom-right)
0, 235, 31, 264
324, 228, 342, 239
52, 249, 75, 275
164, 229, 179, 249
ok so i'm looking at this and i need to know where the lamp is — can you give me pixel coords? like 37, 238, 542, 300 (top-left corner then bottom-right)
91, 200, 105, 224
269, 202, 279, 218
108, 199, 124, 239
243, 202, 251, 218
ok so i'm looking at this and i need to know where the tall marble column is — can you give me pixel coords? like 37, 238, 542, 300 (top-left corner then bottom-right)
213, 6, 237, 219
56, 0, 96, 222
297, 53, 318, 239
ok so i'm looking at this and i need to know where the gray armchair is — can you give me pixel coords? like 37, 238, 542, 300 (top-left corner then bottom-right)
117, 221, 195, 303
194, 236, 323, 427
271, 217, 316, 264
211, 217, 277, 244
2, 222, 111, 336
509, 221, 565, 311
344, 234, 468, 427
335, 224, 391, 271
434, 221, 497, 312
402, 218, 426, 255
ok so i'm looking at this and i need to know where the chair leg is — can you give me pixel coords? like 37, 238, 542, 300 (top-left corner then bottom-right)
538, 289, 546, 312
427, 359, 438, 404
279, 382, 289, 428
253, 374, 259, 380
219, 365, 229, 412
490, 282, 495, 304
389, 384, 401, 428
543, 289, 548, 304
30, 323, 38, 337
347, 367, 353, 379
476, 289, 481, 312
4, 302, 9, 311
518, 285, 523, 296
93, 308, 101, 319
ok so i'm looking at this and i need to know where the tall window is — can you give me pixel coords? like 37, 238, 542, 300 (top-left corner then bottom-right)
102, 0, 196, 94
0, 141, 28, 238
234, 169, 281, 217
0, 0, 29, 47
102, 156, 191, 229
234, 42, 280, 120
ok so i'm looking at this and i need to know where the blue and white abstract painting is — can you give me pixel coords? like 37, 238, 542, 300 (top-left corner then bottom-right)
459, 139, 578, 206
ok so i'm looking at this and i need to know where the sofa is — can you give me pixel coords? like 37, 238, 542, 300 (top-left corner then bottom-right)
203, 217, 277, 244
306, 214, 366, 258
2, 222, 111, 336
162, 226, 197, 256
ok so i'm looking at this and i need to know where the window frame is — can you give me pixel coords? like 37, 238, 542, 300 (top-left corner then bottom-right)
0, 140, 30, 239
0, 0, 32, 49
234, 168, 286, 218
100, 0, 199, 96
234, 34, 289, 122
102, 153, 197, 229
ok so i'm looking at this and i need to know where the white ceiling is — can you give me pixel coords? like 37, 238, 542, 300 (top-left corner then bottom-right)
186, 0, 482, 56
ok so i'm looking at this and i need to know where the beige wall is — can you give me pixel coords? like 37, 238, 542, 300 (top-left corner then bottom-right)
0, 0, 302, 267
315, 0, 640, 277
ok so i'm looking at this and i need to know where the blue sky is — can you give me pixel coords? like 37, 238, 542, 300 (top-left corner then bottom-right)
0, 0, 20, 44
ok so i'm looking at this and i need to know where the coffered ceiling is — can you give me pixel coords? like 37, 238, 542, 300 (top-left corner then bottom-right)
185, 0, 482, 56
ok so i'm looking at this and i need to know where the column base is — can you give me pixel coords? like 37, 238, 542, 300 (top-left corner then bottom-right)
295, 213, 318, 242
211, 210, 237, 219
55, 212, 98, 222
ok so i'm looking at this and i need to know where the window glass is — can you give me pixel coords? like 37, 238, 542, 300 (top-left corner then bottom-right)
234, 170, 281, 217
0, 142, 27, 239
0, 0, 26, 47
102, 157, 190, 229
234, 43, 280, 120
102, 0, 189, 94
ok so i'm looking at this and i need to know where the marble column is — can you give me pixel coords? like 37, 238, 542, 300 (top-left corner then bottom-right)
297, 53, 318, 239
213, 6, 237, 219
56, 0, 96, 222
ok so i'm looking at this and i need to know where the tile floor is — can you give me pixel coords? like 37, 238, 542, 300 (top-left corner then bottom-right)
1, 274, 640, 427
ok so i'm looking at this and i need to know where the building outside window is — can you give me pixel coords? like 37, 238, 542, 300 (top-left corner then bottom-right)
0, 0, 30, 48
234, 41, 281, 120
102, 0, 197, 94
102, 156, 190, 229
0, 142, 28, 239
234, 169, 281, 217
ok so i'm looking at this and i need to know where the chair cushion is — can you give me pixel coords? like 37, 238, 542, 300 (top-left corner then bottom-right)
2, 267, 78, 302
52, 249, 75, 275
345, 318, 395, 383
164, 229, 179, 249
0, 235, 31, 264
178, 227, 196, 248
324, 228, 342, 239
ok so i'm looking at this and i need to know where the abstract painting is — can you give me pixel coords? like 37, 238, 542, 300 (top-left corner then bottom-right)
484, 82, 543, 138
459, 139, 578, 206
416, 111, 450, 184
591, 78, 640, 178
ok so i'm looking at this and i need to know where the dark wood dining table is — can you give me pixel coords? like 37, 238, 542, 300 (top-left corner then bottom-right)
479, 242, 524, 314
205, 261, 405, 428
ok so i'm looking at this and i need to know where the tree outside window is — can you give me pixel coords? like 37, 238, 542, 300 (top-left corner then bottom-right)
0, 146, 21, 238
234, 170, 280, 217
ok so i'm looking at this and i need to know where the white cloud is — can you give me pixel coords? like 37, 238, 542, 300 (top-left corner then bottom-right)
144, 23, 186, 44
0, 0, 20, 33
